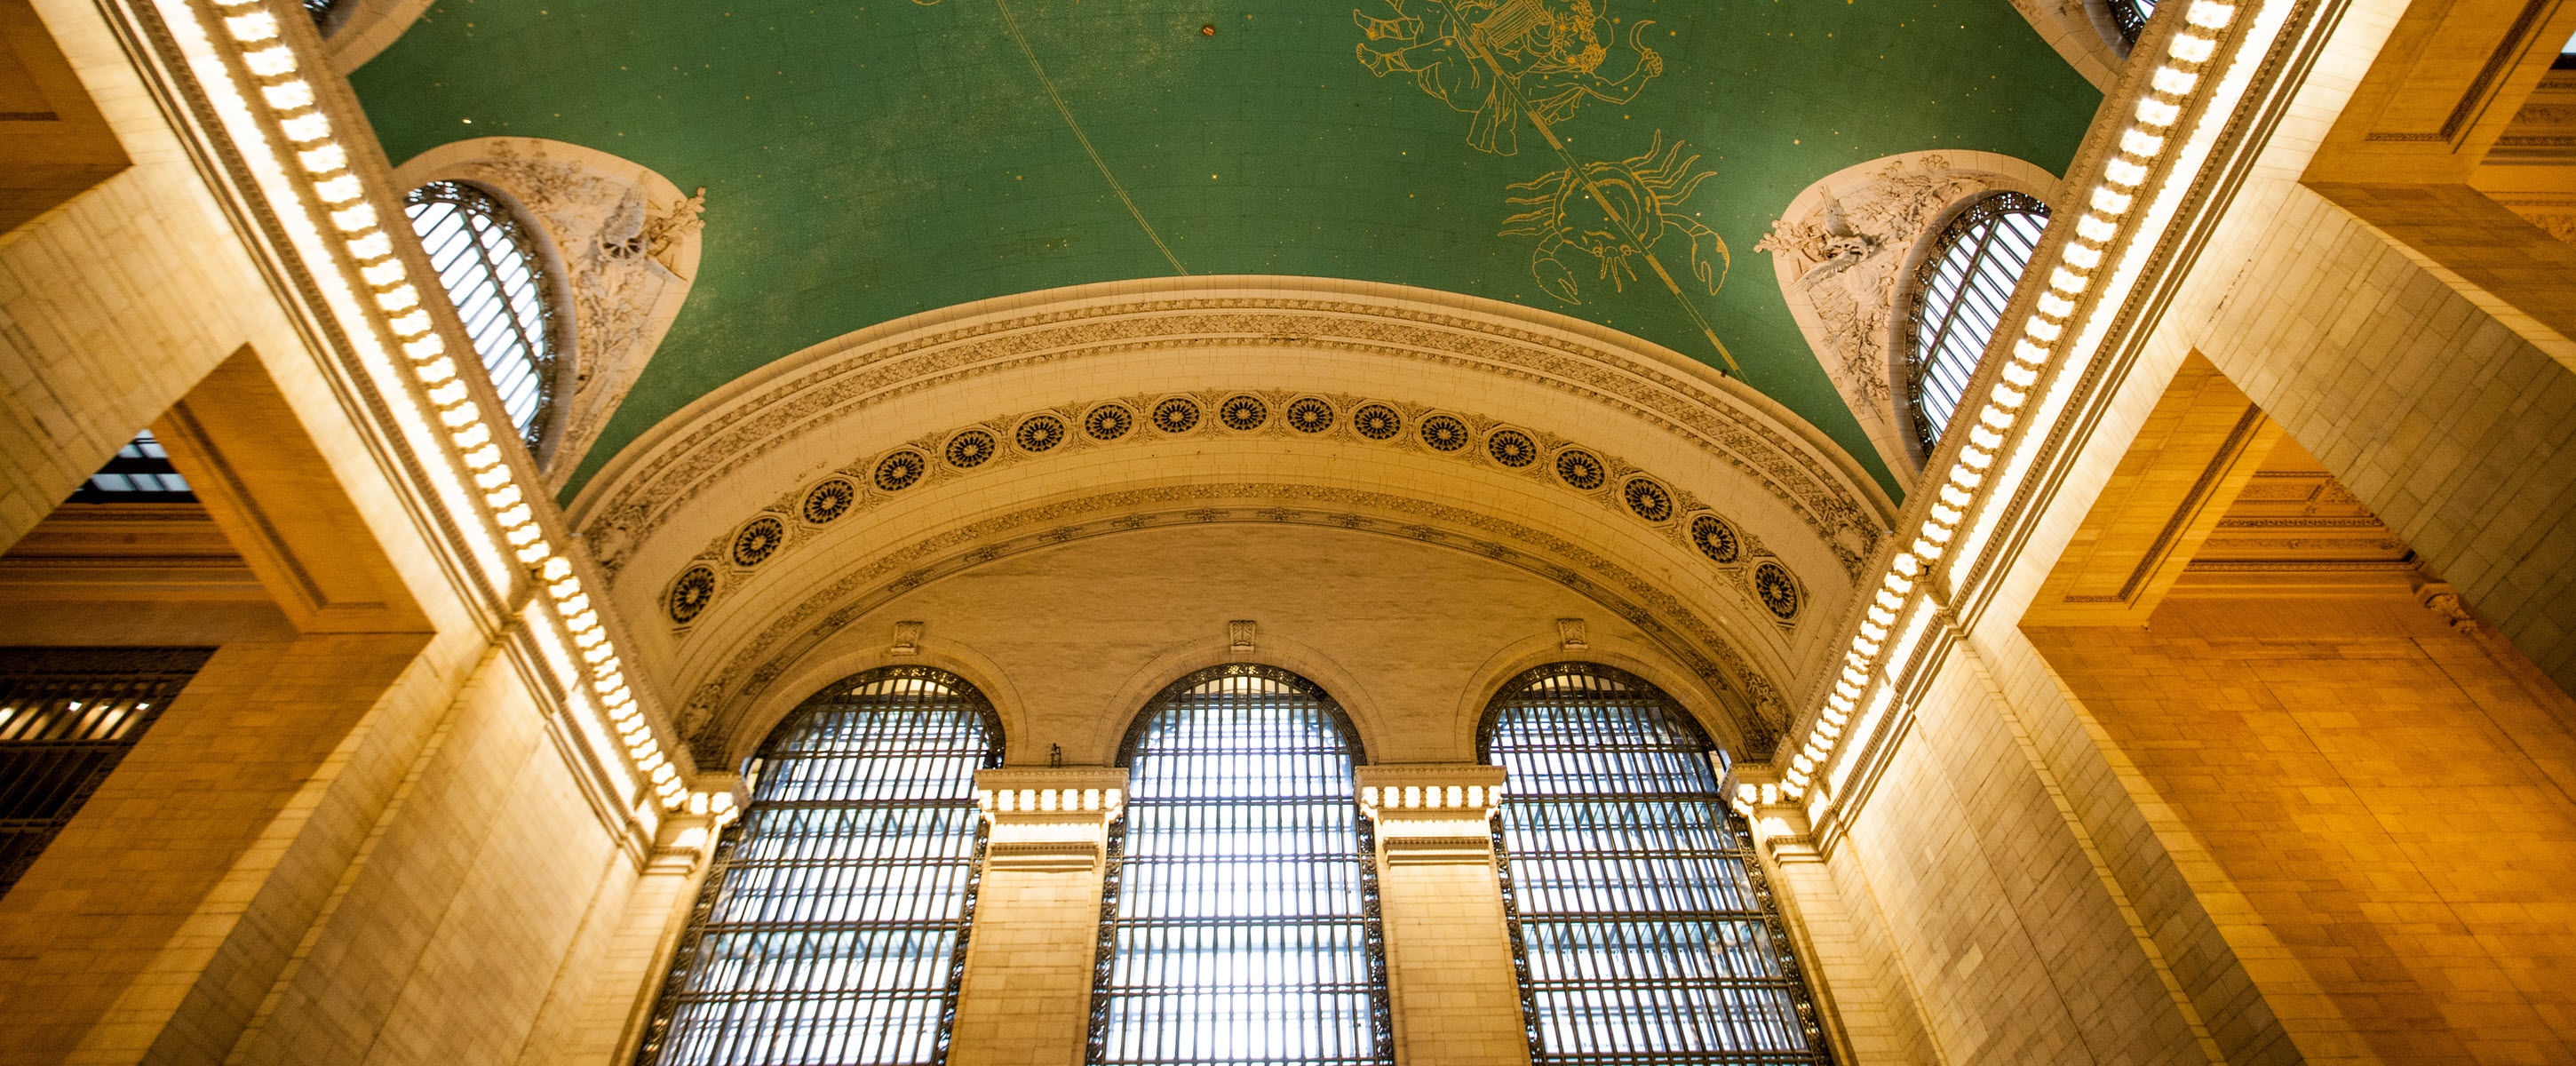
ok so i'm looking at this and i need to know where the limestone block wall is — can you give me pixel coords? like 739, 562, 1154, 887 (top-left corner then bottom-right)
2029, 599, 2576, 1063
1824, 647, 2209, 1064
0, 4, 682, 1064
951, 869, 1105, 1066
221, 657, 641, 1066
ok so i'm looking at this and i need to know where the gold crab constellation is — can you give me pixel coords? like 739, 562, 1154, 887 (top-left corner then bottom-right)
1353, 0, 1740, 374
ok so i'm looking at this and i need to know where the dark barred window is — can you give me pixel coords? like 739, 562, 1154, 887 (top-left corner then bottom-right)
68, 431, 194, 503
638, 667, 1002, 1066
1088, 664, 1395, 1066
403, 181, 560, 443
0, 647, 213, 896
1906, 191, 2050, 452
2110, 0, 2157, 44
1483, 664, 1831, 1065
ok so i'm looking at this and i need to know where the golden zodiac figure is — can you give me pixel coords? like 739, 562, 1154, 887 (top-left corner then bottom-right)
1500, 131, 1727, 305
1355, 0, 1664, 155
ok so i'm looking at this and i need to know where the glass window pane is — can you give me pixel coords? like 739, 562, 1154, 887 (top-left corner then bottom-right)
1089, 664, 1395, 1066
638, 667, 1001, 1066
1908, 193, 2051, 451
1486, 665, 1832, 1065
402, 182, 561, 443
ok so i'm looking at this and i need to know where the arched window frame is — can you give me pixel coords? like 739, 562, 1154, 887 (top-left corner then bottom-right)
1086, 662, 1397, 1066
402, 179, 574, 455
1477, 663, 1834, 1065
635, 665, 1005, 1066
2090, 0, 2159, 50
1897, 190, 2052, 457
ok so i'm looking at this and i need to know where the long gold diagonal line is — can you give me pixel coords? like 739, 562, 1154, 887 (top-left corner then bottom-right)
1460, 32, 1740, 376
992, 0, 1188, 275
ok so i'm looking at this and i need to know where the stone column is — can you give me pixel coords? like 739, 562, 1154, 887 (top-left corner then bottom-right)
1356, 764, 1530, 1066
947, 768, 1127, 1066
1722, 763, 1885, 1066
548, 776, 743, 1066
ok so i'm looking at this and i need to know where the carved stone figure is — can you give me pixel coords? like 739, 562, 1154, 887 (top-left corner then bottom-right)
1758, 151, 2044, 481
394, 139, 706, 491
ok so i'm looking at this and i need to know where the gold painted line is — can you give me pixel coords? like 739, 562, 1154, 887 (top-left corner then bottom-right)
992, 0, 1188, 275
1464, 31, 1738, 376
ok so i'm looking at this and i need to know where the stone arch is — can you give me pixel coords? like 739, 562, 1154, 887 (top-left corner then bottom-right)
1097, 634, 1390, 769
390, 138, 704, 483
569, 278, 1896, 767
1754, 151, 2061, 485
713, 631, 1028, 773
1449, 635, 1745, 762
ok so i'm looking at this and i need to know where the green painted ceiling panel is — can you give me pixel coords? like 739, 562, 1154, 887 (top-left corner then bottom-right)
351, 0, 2102, 499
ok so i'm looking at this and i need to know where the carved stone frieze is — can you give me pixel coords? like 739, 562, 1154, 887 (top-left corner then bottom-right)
570, 282, 1892, 583
656, 389, 1801, 638
1757, 151, 2056, 481
390, 138, 705, 487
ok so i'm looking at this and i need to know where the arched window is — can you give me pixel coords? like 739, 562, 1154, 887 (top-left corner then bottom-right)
1905, 191, 2050, 452
2108, 0, 2157, 44
403, 180, 561, 444
1482, 664, 1832, 1064
638, 667, 1003, 1066
1088, 664, 1395, 1066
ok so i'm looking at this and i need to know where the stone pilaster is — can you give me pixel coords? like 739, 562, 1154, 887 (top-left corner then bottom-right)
1356, 764, 1530, 1066
948, 768, 1127, 1066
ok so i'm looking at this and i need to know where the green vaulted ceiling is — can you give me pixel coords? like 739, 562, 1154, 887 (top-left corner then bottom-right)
352, 0, 2101, 497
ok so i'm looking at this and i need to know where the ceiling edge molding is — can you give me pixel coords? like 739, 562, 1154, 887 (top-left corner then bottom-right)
568, 277, 1898, 577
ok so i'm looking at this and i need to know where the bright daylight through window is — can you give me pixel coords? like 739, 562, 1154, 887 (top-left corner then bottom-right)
1486, 665, 1831, 1064
404, 180, 560, 442
639, 668, 1002, 1066
1089, 664, 1395, 1066
1905, 191, 2051, 452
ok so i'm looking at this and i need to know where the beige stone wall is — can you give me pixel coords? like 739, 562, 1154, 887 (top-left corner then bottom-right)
952, 869, 1105, 1066
0, 4, 680, 1065
2030, 598, 2576, 1064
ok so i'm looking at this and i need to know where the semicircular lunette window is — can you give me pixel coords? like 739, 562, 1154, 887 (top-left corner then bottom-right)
403, 181, 561, 443
637, 667, 1004, 1066
1906, 191, 2050, 452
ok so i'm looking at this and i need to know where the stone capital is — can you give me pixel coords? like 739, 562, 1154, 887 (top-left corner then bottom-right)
973, 767, 1129, 873
1356, 763, 1507, 865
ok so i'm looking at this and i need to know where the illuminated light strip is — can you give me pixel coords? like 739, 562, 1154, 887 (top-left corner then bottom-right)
1775, 0, 2258, 802
183, 0, 701, 811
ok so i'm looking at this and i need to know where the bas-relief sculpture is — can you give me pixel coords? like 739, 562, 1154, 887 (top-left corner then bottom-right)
1756, 150, 2056, 482
390, 138, 705, 486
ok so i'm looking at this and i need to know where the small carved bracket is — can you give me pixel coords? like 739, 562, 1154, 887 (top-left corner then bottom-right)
1228, 619, 1256, 653
892, 620, 923, 656
1557, 617, 1588, 651
2416, 583, 2479, 635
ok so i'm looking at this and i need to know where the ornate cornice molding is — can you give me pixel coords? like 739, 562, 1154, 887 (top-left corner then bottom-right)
571, 280, 1896, 582
655, 387, 1809, 639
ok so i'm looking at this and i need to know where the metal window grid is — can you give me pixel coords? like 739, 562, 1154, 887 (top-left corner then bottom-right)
67, 431, 195, 503
403, 181, 561, 443
1087, 664, 1395, 1066
638, 667, 1003, 1066
2109, 0, 2157, 43
1905, 191, 2051, 452
0, 647, 214, 895
1483, 664, 1833, 1066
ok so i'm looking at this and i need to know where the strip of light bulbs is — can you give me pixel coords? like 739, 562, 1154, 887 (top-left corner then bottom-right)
203, 3, 703, 813
1778, 1, 2244, 801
